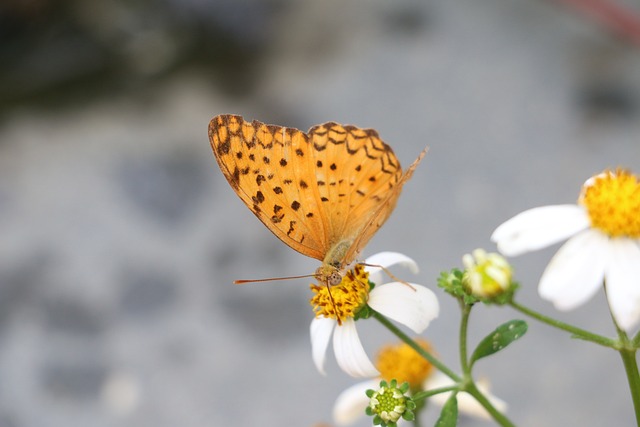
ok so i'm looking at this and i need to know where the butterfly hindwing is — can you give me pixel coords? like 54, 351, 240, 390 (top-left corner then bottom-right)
308, 122, 405, 265
343, 146, 427, 265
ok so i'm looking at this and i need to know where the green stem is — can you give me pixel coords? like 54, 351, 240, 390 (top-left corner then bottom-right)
372, 309, 516, 427
371, 310, 459, 382
509, 300, 617, 348
619, 345, 640, 425
615, 324, 640, 425
412, 385, 459, 401
465, 382, 516, 427
459, 302, 472, 373
458, 301, 516, 427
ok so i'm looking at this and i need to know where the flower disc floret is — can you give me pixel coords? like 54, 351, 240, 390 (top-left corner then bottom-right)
366, 380, 415, 426
580, 168, 640, 238
310, 264, 370, 321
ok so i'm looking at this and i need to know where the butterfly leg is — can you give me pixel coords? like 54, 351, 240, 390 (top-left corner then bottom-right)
359, 263, 416, 291
325, 283, 343, 326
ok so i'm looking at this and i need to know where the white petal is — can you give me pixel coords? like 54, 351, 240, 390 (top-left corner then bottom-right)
491, 205, 589, 257
426, 372, 507, 420
333, 318, 379, 378
364, 252, 419, 285
333, 379, 379, 426
310, 316, 336, 376
605, 239, 640, 332
368, 283, 439, 333
538, 230, 607, 310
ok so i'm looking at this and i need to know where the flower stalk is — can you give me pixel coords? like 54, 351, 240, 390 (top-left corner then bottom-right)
617, 327, 640, 427
371, 310, 458, 382
508, 300, 617, 348
457, 300, 516, 427
372, 309, 515, 426
511, 295, 640, 425
459, 301, 472, 375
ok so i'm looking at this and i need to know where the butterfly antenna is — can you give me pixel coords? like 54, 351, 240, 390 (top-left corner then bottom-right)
233, 274, 317, 284
359, 263, 416, 291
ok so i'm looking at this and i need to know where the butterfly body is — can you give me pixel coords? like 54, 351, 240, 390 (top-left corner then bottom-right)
208, 114, 426, 285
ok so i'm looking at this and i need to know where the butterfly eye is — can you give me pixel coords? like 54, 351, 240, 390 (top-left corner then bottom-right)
329, 271, 343, 286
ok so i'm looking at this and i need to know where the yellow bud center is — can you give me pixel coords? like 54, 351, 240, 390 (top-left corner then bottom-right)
376, 339, 434, 391
580, 169, 640, 238
309, 264, 370, 321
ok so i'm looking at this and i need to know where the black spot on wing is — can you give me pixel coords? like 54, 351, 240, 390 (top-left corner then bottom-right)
252, 191, 265, 204
286, 220, 296, 236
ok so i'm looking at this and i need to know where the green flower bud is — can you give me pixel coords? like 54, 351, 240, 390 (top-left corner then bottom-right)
366, 380, 415, 427
462, 249, 513, 298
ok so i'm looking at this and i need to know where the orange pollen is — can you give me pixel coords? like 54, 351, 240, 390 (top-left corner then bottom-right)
309, 265, 370, 321
579, 168, 640, 238
376, 339, 435, 391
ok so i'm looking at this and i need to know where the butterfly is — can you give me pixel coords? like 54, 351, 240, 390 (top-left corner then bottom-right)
208, 114, 426, 287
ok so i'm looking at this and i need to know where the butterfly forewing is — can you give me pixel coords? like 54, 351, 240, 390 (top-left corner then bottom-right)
209, 114, 327, 260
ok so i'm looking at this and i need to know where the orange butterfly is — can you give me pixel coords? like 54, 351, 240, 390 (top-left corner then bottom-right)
208, 114, 426, 287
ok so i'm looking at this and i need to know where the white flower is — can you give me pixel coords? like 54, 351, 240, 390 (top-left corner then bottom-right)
491, 169, 640, 332
310, 252, 440, 377
333, 372, 506, 425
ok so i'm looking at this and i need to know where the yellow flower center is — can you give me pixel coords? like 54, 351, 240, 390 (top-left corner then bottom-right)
309, 264, 370, 321
376, 339, 434, 391
579, 169, 640, 238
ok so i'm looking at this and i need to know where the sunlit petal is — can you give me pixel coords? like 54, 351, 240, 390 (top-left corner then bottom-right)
491, 205, 589, 257
310, 316, 336, 376
605, 239, 640, 332
333, 379, 379, 426
538, 230, 607, 310
368, 283, 439, 333
364, 252, 419, 285
333, 318, 379, 378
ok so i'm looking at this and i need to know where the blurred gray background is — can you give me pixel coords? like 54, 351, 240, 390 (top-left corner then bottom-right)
1, 0, 640, 426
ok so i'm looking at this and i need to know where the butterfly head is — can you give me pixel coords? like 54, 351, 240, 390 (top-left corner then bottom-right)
314, 264, 343, 286
310, 264, 371, 326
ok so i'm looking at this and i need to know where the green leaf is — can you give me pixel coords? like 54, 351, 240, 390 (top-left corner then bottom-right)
471, 319, 528, 364
435, 394, 458, 427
